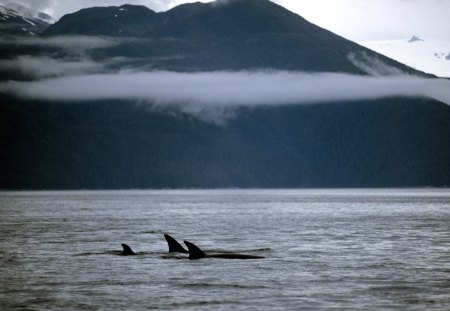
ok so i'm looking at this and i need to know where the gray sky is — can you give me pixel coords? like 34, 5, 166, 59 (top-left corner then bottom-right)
1, 0, 448, 41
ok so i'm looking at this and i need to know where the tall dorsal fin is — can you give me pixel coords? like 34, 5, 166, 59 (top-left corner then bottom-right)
121, 243, 135, 255
164, 234, 188, 253
183, 240, 207, 260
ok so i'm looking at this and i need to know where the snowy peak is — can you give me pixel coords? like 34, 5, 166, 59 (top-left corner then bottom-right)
360, 36, 450, 77
5, 2, 54, 23
0, 3, 53, 36
408, 35, 424, 43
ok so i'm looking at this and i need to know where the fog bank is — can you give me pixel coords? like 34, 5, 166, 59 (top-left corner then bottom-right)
1, 70, 448, 103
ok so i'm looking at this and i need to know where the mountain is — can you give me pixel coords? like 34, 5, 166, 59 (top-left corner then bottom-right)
43, 1, 423, 74
2, 97, 449, 189
43, 0, 328, 37
44, 4, 157, 37
1, 0, 449, 189
360, 36, 450, 78
0, 3, 53, 36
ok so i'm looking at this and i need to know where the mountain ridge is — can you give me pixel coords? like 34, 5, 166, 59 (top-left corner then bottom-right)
44, 0, 313, 37
42, 1, 426, 75
44, 4, 157, 37
0, 3, 52, 35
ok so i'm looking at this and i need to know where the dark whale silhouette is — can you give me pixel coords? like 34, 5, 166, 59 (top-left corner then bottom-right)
121, 243, 136, 255
184, 240, 265, 260
164, 234, 189, 253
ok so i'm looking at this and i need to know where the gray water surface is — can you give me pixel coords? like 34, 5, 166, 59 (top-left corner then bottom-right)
1, 189, 449, 310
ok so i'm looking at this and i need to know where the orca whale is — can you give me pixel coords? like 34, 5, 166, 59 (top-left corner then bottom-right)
121, 243, 136, 256
164, 234, 189, 253
183, 240, 265, 260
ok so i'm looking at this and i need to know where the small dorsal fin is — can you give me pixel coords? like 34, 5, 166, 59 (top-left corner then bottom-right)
121, 243, 135, 255
183, 240, 207, 260
164, 234, 188, 253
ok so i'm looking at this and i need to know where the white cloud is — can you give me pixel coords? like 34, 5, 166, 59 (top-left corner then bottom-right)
0, 56, 104, 78
1, 70, 448, 124
0, 35, 118, 55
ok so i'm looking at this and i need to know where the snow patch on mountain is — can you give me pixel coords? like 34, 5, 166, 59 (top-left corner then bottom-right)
359, 36, 450, 78
4, 2, 54, 23
0, 3, 53, 36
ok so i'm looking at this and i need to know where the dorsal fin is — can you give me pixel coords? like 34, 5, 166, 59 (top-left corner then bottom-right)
184, 240, 207, 260
164, 234, 189, 253
121, 243, 135, 255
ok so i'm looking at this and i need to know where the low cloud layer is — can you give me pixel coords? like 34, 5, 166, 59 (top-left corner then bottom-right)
0, 56, 104, 78
0, 35, 119, 55
1, 70, 449, 113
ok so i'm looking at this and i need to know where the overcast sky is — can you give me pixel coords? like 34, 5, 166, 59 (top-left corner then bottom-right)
1, 0, 448, 41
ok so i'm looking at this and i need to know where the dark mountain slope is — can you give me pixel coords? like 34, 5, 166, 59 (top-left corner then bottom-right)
1, 98, 449, 189
158, 0, 316, 37
44, 5, 157, 37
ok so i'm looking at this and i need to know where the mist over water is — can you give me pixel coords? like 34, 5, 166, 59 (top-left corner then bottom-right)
1, 189, 449, 310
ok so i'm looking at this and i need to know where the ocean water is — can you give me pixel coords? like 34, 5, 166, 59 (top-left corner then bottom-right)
0, 189, 449, 310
